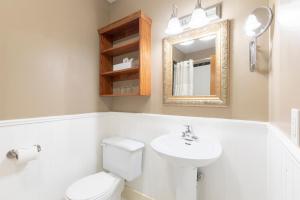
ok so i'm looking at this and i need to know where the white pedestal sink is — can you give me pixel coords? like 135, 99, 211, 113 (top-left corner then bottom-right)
151, 133, 222, 200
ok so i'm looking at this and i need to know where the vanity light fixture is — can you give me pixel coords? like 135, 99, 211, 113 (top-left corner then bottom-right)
180, 40, 195, 46
189, 0, 209, 28
165, 4, 183, 35
165, 2, 221, 35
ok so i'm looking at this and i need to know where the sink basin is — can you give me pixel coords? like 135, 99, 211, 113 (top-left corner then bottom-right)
151, 133, 222, 167
151, 133, 222, 200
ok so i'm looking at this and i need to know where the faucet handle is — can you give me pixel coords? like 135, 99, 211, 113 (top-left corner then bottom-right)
192, 135, 198, 140
184, 124, 191, 133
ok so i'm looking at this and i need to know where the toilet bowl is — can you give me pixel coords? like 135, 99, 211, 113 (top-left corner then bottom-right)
65, 172, 124, 200
65, 137, 144, 200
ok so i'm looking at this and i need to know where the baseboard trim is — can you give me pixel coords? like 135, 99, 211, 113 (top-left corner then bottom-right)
122, 186, 154, 200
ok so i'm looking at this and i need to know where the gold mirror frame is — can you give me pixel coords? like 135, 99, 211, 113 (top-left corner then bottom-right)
163, 20, 230, 106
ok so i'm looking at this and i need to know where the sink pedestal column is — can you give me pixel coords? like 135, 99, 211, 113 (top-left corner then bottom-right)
174, 166, 197, 200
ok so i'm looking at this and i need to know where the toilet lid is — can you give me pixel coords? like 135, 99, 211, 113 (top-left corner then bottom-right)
65, 172, 120, 200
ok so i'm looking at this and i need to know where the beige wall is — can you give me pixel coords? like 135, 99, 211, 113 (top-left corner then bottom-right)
173, 47, 185, 63
0, 0, 271, 122
108, 0, 269, 121
269, 0, 300, 135
0, 0, 111, 120
185, 47, 215, 60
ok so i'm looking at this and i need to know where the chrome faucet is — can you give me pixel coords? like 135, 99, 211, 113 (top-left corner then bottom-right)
182, 125, 198, 141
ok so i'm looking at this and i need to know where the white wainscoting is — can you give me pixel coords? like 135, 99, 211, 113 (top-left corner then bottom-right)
268, 126, 300, 200
0, 113, 109, 200
106, 112, 268, 200
2, 112, 300, 200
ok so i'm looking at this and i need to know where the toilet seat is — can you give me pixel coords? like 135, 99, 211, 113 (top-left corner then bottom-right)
65, 172, 123, 200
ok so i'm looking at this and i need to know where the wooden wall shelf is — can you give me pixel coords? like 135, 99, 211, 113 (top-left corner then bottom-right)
101, 93, 140, 97
98, 11, 152, 96
101, 40, 139, 56
101, 67, 139, 77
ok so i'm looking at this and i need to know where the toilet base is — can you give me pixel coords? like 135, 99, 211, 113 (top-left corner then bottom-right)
108, 176, 124, 200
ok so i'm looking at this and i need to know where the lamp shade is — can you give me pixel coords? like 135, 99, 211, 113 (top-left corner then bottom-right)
165, 16, 183, 35
189, 7, 209, 28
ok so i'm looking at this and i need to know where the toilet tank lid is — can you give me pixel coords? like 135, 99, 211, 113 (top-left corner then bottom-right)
102, 137, 144, 152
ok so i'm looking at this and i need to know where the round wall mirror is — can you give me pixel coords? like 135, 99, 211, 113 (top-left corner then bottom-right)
245, 7, 273, 37
244, 6, 273, 71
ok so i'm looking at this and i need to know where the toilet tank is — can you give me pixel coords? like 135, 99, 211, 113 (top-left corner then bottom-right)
102, 137, 144, 181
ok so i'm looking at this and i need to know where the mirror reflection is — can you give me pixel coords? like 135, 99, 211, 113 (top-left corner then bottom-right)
163, 20, 229, 106
172, 35, 216, 96
245, 7, 273, 37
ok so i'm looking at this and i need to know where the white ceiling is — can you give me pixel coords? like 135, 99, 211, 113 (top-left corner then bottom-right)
174, 38, 216, 54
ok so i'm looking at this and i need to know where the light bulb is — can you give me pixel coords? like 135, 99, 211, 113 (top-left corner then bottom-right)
165, 16, 183, 35
165, 4, 183, 35
189, 7, 209, 28
244, 15, 261, 32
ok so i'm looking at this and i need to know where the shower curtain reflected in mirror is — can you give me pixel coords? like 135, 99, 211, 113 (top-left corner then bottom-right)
173, 60, 194, 96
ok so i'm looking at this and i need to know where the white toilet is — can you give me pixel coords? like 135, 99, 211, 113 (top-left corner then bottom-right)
65, 137, 144, 200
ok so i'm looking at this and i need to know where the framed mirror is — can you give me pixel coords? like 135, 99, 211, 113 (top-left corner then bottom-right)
163, 20, 230, 106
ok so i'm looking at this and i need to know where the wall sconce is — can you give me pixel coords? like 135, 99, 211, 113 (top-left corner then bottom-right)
165, 2, 222, 35
244, 7, 273, 72
165, 4, 183, 35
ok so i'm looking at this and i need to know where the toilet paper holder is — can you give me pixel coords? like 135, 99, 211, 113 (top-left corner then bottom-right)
6, 144, 42, 159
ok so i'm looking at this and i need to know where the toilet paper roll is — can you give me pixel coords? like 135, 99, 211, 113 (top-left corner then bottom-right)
15, 147, 39, 164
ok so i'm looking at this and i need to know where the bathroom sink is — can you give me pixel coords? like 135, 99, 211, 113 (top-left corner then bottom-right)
151, 132, 222, 200
151, 133, 222, 167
